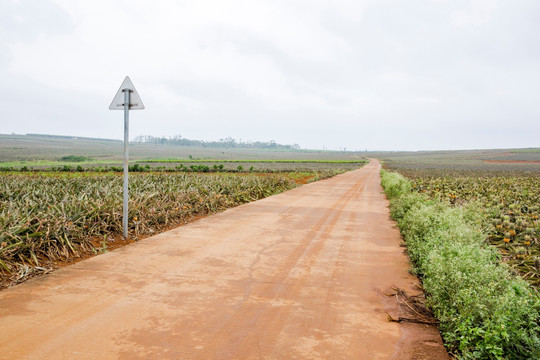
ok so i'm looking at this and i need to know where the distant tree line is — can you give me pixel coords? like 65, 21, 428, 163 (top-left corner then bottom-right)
133, 135, 301, 150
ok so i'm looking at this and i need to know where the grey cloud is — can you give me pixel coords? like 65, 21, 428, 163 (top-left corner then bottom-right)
0, 0, 539, 151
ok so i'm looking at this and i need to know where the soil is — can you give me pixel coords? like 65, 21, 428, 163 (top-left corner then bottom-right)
0, 160, 448, 359
56, 213, 212, 269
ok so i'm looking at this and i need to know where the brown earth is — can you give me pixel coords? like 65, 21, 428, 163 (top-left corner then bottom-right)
0, 160, 447, 359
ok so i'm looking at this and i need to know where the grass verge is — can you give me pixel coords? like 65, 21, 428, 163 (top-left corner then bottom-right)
380, 170, 540, 359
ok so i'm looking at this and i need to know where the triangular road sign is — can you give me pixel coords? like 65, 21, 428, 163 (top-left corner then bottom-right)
109, 76, 145, 110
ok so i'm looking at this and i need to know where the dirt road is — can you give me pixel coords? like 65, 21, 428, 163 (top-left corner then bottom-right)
0, 160, 447, 359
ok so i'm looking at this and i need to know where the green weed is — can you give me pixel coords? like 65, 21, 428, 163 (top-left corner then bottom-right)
381, 170, 540, 359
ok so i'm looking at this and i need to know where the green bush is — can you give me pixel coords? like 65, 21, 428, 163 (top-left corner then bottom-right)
381, 170, 540, 359
380, 170, 411, 198
60, 155, 89, 162
128, 164, 145, 172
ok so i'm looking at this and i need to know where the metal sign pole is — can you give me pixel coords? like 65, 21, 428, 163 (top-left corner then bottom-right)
123, 89, 130, 239
109, 76, 144, 240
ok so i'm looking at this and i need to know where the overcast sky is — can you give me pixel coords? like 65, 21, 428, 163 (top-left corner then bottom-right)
0, 0, 539, 151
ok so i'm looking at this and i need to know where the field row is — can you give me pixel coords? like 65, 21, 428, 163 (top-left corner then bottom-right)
0, 160, 367, 173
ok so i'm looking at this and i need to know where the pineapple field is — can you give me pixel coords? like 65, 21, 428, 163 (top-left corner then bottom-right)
394, 168, 540, 287
381, 152, 540, 358
0, 169, 347, 288
381, 169, 540, 358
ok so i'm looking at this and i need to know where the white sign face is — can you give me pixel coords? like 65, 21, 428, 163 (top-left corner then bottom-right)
109, 76, 145, 110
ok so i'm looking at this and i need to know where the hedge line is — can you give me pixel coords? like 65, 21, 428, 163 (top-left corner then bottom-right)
380, 170, 540, 359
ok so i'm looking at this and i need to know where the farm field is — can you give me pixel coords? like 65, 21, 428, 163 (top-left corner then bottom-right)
0, 168, 353, 288
382, 152, 540, 357
381, 171, 539, 358
133, 159, 366, 173
382, 146, 540, 287
0, 159, 367, 174
0, 134, 367, 174
0, 133, 368, 166
385, 149, 540, 287
391, 168, 540, 286
0, 133, 370, 288
378, 147, 540, 173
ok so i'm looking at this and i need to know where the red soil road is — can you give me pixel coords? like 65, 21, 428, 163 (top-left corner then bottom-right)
0, 160, 447, 359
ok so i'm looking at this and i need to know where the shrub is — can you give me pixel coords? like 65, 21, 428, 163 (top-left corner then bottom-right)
128, 164, 145, 172
380, 170, 411, 198
60, 155, 89, 162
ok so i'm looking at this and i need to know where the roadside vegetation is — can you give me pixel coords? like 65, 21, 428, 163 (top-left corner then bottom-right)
396, 168, 540, 286
381, 170, 540, 359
